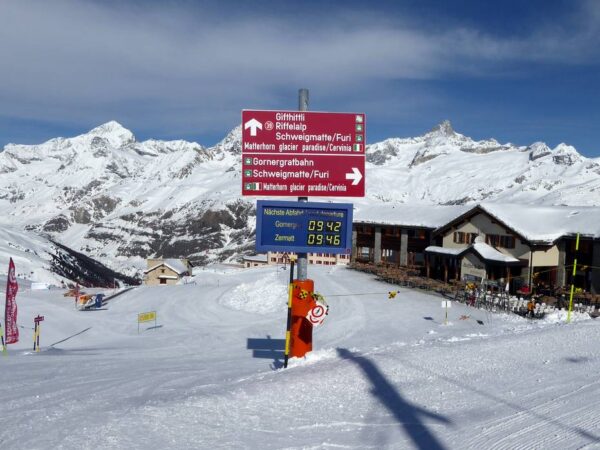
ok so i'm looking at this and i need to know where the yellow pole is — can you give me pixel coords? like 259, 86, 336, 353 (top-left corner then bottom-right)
36, 322, 41, 352
0, 323, 6, 356
567, 233, 580, 323
283, 259, 295, 368
33, 322, 38, 352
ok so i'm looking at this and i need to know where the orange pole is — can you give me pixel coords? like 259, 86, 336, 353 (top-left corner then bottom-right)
290, 279, 316, 358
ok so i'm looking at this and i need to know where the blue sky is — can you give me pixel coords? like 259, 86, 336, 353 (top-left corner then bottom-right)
1, 0, 599, 155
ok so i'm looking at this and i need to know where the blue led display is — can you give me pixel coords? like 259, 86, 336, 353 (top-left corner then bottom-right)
256, 200, 353, 254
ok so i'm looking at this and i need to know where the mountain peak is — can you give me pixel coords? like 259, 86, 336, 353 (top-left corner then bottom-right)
89, 120, 129, 134
87, 121, 135, 148
428, 120, 455, 137
528, 141, 552, 161
551, 143, 581, 166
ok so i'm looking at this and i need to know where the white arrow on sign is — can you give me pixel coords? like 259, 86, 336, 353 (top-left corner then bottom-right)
345, 167, 363, 185
244, 118, 263, 136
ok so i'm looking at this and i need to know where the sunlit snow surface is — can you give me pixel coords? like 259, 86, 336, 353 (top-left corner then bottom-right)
1, 265, 599, 449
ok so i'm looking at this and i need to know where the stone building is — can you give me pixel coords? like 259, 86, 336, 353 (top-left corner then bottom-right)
144, 258, 192, 285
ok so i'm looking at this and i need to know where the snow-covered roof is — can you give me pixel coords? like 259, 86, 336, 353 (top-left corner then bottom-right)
354, 203, 469, 228
144, 259, 189, 275
480, 203, 600, 242
243, 254, 268, 263
425, 246, 465, 256
439, 203, 600, 244
354, 202, 600, 243
426, 242, 520, 263
470, 242, 521, 263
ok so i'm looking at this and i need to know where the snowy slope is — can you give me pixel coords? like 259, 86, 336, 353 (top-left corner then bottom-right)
0, 123, 250, 277
2, 120, 600, 279
0, 226, 64, 285
0, 265, 598, 449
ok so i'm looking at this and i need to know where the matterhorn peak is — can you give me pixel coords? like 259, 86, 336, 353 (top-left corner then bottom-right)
86, 121, 135, 148
428, 120, 455, 137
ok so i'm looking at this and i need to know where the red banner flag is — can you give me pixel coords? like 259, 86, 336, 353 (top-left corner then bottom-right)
5, 258, 19, 344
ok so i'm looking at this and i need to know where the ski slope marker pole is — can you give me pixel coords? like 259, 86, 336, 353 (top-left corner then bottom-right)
33, 315, 44, 352
441, 300, 450, 324
567, 233, 580, 324
0, 322, 6, 356
33, 321, 38, 351
283, 259, 295, 369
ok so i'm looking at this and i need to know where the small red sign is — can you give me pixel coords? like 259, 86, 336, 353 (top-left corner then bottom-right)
242, 110, 365, 197
306, 303, 327, 326
34, 315, 44, 323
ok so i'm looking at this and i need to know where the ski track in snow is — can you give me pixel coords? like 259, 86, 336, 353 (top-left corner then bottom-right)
1, 265, 600, 449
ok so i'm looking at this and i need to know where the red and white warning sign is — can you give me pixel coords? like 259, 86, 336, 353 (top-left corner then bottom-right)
306, 301, 328, 326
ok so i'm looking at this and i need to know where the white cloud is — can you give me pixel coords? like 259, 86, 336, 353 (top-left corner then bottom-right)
0, 0, 598, 139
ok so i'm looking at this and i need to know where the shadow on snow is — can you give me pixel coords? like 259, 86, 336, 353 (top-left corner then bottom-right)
337, 347, 451, 450
247, 335, 285, 369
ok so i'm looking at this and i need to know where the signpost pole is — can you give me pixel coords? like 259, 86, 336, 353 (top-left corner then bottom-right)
241, 98, 365, 361
297, 88, 309, 281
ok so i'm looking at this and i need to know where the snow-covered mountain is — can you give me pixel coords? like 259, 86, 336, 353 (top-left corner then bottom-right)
366, 120, 600, 205
0, 121, 252, 277
1, 119, 599, 278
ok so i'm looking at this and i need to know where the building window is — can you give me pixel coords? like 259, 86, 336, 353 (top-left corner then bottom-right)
384, 227, 400, 236
453, 231, 478, 244
486, 234, 515, 249
160, 278, 166, 284
358, 225, 373, 234
407, 229, 427, 239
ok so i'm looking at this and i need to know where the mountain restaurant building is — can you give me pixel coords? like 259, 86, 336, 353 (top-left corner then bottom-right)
351, 204, 467, 268
351, 203, 600, 294
426, 204, 600, 292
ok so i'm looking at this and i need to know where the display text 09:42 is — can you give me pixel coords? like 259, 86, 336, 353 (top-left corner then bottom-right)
307, 220, 343, 247
307, 220, 342, 232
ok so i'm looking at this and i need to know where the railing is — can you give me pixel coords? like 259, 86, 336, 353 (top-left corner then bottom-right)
348, 262, 457, 296
348, 262, 600, 319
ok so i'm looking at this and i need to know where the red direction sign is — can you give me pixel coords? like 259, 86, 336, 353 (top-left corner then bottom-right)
242, 110, 365, 197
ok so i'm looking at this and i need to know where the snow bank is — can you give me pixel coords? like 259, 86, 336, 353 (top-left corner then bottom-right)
219, 271, 288, 314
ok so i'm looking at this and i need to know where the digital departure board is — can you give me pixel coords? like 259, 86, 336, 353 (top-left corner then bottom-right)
255, 200, 353, 254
